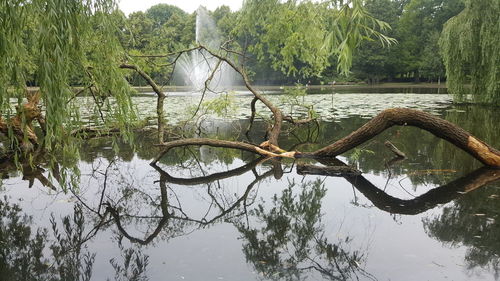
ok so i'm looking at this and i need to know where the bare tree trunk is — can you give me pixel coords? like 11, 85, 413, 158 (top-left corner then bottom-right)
120, 64, 166, 144
309, 108, 500, 167
197, 46, 284, 148
246, 97, 259, 135
151, 138, 296, 164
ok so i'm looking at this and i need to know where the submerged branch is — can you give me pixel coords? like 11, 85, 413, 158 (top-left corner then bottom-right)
297, 164, 361, 177
384, 140, 406, 158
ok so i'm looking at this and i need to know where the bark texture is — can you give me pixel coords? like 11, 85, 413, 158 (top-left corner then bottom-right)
0, 92, 45, 150
151, 138, 296, 164
310, 108, 500, 167
297, 164, 361, 176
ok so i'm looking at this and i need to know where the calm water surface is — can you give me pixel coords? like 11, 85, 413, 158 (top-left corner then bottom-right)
1, 89, 499, 281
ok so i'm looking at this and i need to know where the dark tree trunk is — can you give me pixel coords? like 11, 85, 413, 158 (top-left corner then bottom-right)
308, 108, 500, 167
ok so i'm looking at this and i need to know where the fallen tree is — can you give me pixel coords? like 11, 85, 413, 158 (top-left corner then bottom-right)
151, 46, 500, 168
3, 45, 498, 174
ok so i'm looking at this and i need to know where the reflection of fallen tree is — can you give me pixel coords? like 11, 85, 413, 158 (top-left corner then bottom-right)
106, 158, 376, 280
105, 157, 275, 245
123, 145, 374, 280
298, 160, 500, 215
151, 45, 500, 168
0, 152, 58, 190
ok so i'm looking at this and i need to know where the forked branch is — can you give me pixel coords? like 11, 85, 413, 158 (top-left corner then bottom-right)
149, 46, 500, 168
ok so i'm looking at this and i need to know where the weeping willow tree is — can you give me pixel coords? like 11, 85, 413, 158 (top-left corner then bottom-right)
1, 0, 396, 159
440, 0, 500, 104
233, 0, 396, 79
0, 0, 136, 158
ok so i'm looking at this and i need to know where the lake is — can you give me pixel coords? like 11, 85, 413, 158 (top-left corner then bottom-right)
1, 88, 499, 281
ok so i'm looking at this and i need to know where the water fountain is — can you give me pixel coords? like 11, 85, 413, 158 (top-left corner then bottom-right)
175, 6, 239, 91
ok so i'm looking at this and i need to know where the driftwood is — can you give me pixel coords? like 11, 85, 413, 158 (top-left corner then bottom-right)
120, 63, 166, 144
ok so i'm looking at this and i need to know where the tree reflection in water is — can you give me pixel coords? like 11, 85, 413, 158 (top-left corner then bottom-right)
424, 186, 500, 279
0, 199, 95, 281
92, 154, 374, 280
298, 158, 500, 279
235, 179, 375, 280
1, 133, 499, 280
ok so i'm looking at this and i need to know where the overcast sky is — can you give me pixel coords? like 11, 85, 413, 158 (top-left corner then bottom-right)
117, 0, 243, 15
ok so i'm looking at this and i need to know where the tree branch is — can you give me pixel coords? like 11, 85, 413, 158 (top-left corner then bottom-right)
309, 108, 500, 167
120, 63, 166, 143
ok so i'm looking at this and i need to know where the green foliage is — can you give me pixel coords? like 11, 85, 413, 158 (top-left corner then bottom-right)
419, 31, 445, 81
145, 3, 186, 28
424, 185, 500, 273
398, 0, 464, 81
351, 0, 402, 82
234, 0, 395, 80
328, 0, 397, 75
186, 92, 238, 121
440, 0, 500, 104
200, 92, 238, 117
1, 0, 137, 154
118, 6, 195, 86
0, 197, 96, 281
0, 0, 29, 113
351, 0, 463, 83
281, 84, 318, 119
348, 147, 375, 163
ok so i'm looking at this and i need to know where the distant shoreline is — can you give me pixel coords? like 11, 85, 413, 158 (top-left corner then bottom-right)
25, 82, 448, 93
129, 82, 448, 93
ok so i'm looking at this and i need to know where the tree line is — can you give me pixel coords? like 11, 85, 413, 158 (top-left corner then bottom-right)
117, 0, 465, 85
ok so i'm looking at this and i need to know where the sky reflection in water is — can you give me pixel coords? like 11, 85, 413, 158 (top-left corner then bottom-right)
1, 91, 499, 281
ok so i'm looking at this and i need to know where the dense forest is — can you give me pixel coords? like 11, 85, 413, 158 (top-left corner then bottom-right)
10, 0, 464, 86
116, 0, 465, 85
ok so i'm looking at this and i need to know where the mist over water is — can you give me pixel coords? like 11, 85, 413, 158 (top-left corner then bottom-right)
175, 6, 239, 91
